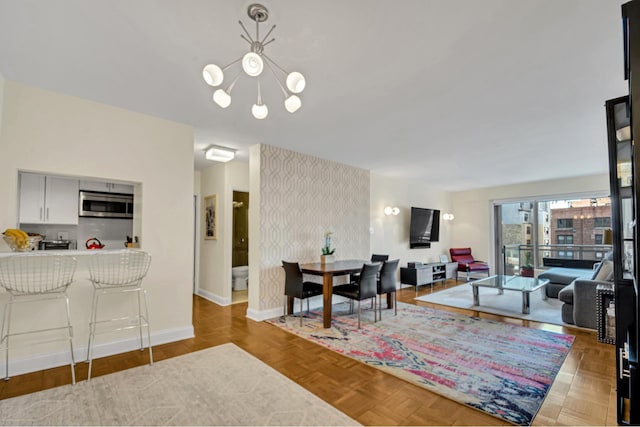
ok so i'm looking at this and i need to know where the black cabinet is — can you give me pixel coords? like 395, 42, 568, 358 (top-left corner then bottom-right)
607, 2, 640, 423
607, 93, 639, 426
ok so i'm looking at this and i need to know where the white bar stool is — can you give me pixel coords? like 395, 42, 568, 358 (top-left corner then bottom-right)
0, 254, 77, 383
86, 250, 152, 380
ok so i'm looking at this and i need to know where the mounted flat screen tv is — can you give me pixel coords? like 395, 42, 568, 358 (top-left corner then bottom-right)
410, 207, 440, 248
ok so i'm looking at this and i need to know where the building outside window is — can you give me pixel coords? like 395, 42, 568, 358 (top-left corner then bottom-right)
557, 218, 574, 228
496, 197, 611, 274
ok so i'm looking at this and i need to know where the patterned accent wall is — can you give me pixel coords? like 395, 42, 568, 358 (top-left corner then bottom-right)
259, 144, 370, 311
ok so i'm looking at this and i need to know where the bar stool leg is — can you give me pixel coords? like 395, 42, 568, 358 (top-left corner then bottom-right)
137, 290, 144, 351
142, 289, 153, 366
87, 289, 101, 381
1, 298, 13, 381
63, 293, 76, 384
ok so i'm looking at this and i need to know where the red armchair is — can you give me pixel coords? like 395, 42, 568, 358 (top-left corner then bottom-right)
449, 248, 490, 281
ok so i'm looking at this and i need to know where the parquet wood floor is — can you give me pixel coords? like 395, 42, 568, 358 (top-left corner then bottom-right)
0, 280, 617, 426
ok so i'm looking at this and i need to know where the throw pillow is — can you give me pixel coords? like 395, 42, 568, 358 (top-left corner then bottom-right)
594, 260, 614, 282
591, 261, 604, 280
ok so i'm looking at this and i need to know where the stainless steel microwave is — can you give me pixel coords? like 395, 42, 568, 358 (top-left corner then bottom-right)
78, 191, 133, 219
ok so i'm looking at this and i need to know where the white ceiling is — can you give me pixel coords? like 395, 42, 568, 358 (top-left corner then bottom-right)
0, 0, 628, 190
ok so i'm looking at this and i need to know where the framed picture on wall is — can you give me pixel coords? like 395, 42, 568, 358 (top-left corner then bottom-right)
204, 194, 217, 240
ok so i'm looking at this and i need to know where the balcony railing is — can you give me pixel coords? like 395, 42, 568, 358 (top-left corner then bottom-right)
502, 243, 612, 275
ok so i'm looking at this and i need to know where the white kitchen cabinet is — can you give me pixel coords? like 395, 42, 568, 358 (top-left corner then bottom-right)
80, 180, 134, 194
19, 173, 79, 224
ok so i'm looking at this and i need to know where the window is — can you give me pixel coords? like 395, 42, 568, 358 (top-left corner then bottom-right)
557, 235, 574, 259
557, 218, 573, 228
557, 235, 574, 244
495, 197, 611, 273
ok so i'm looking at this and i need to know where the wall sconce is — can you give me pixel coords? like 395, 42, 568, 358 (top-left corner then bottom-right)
443, 213, 455, 221
205, 145, 235, 162
384, 206, 400, 216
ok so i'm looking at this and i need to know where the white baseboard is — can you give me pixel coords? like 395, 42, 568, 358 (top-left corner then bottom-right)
197, 288, 231, 306
1, 325, 194, 379
246, 306, 282, 322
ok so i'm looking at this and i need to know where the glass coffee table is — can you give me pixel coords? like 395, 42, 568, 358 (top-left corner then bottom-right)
469, 275, 550, 314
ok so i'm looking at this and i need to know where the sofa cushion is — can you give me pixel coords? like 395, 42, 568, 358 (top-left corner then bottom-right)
558, 283, 574, 304
538, 267, 593, 285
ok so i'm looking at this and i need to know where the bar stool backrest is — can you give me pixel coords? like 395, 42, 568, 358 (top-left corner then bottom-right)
88, 250, 151, 288
0, 254, 76, 295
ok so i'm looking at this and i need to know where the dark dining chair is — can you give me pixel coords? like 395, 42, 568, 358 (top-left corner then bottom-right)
282, 261, 324, 327
333, 263, 380, 328
370, 254, 389, 262
377, 259, 399, 319
352, 254, 389, 283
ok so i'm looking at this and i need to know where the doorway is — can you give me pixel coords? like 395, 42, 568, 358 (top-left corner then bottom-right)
231, 191, 249, 304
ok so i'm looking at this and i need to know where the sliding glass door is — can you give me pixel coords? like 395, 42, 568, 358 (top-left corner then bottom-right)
494, 197, 611, 275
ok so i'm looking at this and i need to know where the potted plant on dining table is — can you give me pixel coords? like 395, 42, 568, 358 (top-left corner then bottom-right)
321, 231, 335, 264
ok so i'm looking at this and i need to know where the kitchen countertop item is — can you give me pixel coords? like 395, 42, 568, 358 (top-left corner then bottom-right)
85, 237, 105, 250
3, 234, 43, 251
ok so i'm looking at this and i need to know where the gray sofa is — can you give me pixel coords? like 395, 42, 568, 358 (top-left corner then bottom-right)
542, 253, 614, 329
537, 267, 596, 298
557, 277, 611, 329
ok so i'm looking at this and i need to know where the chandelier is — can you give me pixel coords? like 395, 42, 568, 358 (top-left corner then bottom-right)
202, 3, 306, 120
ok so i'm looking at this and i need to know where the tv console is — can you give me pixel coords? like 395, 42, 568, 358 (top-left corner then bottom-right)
400, 261, 457, 295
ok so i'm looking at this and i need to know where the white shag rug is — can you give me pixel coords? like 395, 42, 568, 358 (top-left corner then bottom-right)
415, 283, 565, 326
0, 343, 359, 426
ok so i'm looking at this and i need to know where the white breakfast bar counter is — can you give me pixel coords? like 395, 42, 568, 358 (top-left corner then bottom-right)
0, 249, 153, 378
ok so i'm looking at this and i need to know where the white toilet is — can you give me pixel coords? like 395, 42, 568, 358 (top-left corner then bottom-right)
232, 266, 249, 291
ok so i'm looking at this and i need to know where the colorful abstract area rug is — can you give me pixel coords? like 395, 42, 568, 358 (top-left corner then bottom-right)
266, 301, 574, 426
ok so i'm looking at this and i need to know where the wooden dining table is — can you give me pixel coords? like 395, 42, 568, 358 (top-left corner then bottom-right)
298, 259, 392, 328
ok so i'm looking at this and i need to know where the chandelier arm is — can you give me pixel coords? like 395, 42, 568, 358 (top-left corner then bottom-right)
257, 80, 263, 104
226, 70, 243, 93
261, 38, 276, 49
240, 34, 253, 46
264, 58, 289, 97
262, 53, 289, 75
238, 20, 255, 43
260, 24, 276, 45
222, 57, 243, 71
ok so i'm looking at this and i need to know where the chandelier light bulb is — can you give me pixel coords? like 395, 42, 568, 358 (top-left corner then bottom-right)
203, 64, 224, 86
252, 103, 269, 119
392, 207, 400, 215
242, 52, 264, 76
284, 95, 302, 113
213, 89, 231, 108
384, 206, 393, 216
286, 72, 306, 93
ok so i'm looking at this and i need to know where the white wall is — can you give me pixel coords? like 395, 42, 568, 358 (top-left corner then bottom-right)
0, 73, 4, 133
0, 81, 195, 374
451, 173, 610, 269
197, 160, 249, 305
370, 173, 453, 265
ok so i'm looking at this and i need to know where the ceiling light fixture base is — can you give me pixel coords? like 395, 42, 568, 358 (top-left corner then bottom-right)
247, 4, 269, 22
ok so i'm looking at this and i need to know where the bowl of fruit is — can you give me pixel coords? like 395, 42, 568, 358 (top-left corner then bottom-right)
2, 229, 43, 252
